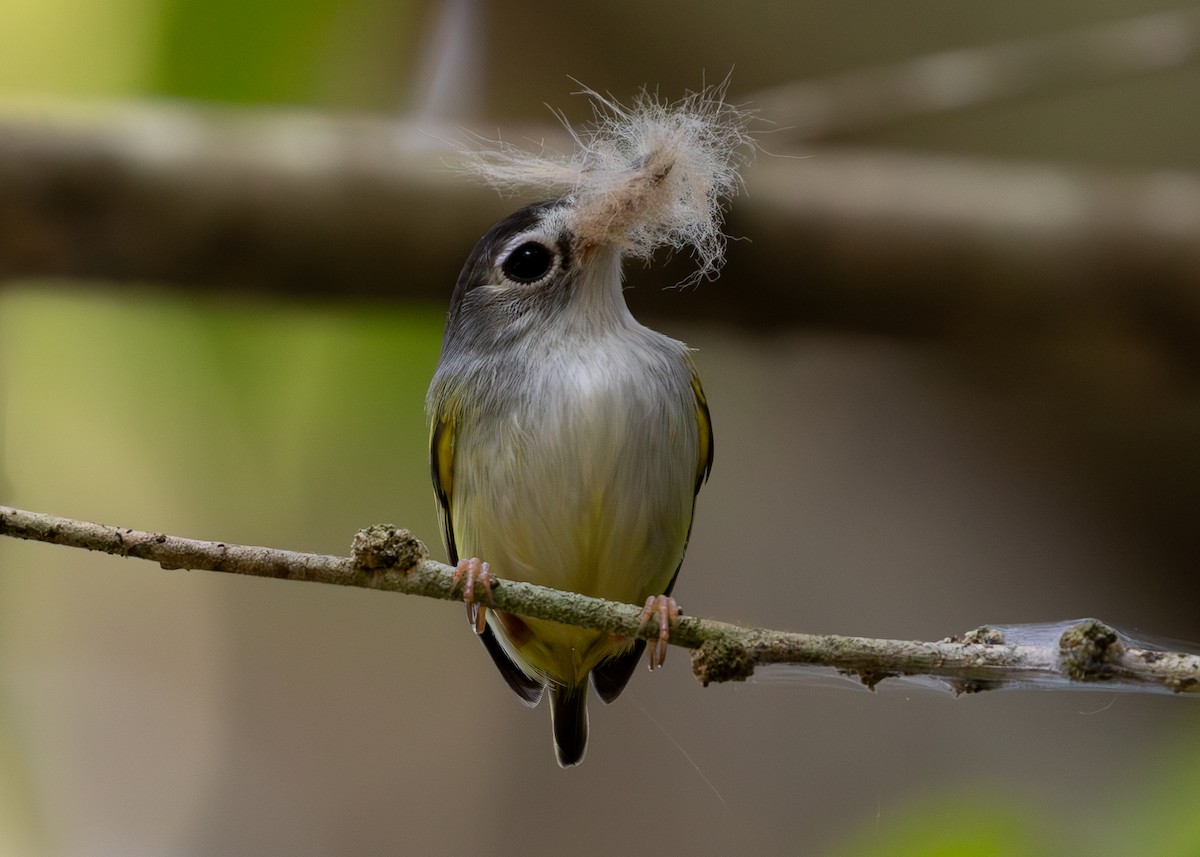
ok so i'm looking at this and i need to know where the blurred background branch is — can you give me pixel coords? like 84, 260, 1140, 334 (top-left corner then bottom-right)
749, 7, 1200, 140
0, 100, 1198, 334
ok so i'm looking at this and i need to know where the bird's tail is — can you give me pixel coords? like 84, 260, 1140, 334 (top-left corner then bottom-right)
549, 684, 589, 767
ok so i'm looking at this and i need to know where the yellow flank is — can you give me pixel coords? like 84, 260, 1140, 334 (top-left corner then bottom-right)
690, 367, 714, 490
429, 414, 458, 559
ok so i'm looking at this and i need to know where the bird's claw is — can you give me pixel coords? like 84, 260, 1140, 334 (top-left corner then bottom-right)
637, 594, 680, 670
452, 557, 495, 635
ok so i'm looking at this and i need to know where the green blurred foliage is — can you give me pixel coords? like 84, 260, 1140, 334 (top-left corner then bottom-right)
0, 0, 164, 96
0, 286, 445, 855
0, 0, 421, 106
0, 693, 45, 857
831, 729, 1200, 857
1, 285, 442, 545
1103, 734, 1200, 857
0, 0, 442, 537
154, 0, 348, 103
825, 729, 1200, 854
150, 0, 421, 107
832, 794, 1048, 857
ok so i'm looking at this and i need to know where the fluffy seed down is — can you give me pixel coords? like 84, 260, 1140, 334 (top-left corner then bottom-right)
460, 82, 755, 281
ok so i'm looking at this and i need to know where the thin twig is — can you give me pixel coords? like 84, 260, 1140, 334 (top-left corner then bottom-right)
2, 505, 1197, 695
749, 7, 1200, 140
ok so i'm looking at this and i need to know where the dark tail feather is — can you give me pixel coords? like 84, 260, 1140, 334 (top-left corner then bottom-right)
479, 622, 544, 707
590, 640, 645, 704
549, 685, 588, 767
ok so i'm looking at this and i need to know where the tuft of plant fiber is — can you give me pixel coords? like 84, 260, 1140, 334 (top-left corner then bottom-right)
461, 82, 754, 281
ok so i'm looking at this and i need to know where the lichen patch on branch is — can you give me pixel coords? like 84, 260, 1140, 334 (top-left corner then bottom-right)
351, 524, 428, 572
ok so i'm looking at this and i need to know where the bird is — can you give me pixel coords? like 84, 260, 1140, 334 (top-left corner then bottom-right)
425, 87, 747, 766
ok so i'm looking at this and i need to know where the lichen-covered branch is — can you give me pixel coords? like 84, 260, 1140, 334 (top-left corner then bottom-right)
1, 505, 1197, 695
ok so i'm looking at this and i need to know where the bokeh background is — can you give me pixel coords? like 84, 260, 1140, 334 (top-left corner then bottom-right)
1, 1, 1199, 855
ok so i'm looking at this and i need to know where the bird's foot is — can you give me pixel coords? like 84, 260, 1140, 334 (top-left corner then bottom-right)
637, 594, 681, 670
452, 557, 495, 635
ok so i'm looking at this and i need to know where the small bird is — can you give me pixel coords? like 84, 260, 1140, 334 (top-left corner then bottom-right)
426, 88, 748, 766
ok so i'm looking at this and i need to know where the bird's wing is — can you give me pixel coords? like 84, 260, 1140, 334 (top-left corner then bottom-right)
591, 369, 714, 704
691, 369, 715, 494
429, 415, 459, 565
430, 414, 545, 706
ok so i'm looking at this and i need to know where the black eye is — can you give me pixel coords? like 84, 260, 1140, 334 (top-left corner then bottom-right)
501, 241, 556, 284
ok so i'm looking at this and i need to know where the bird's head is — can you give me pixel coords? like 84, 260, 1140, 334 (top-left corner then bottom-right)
441, 84, 754, 353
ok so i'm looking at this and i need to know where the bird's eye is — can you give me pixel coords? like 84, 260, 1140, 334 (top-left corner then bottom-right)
501, 241, 556, 284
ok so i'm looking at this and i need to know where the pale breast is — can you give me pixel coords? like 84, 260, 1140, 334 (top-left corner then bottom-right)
452, 332, 699, 604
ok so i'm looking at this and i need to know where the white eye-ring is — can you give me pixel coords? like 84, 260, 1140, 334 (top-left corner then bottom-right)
500, 239, 558, 285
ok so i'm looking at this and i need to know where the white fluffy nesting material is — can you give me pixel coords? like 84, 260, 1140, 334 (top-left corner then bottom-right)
462, 83, 755, 280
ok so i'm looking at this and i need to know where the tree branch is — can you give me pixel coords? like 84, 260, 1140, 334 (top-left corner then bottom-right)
1, 100, 1199, 334
2, 505, 1197, 696
749, 7, 1200, 141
